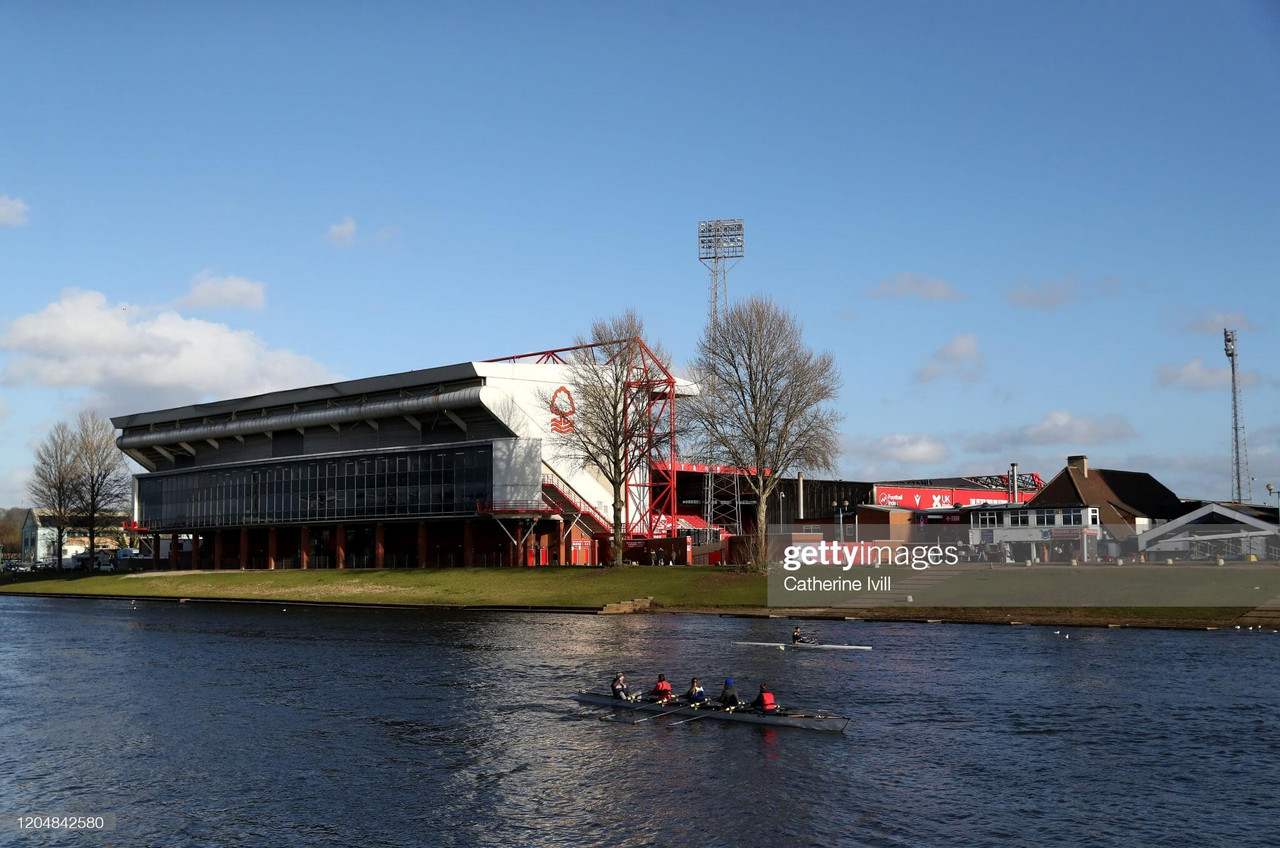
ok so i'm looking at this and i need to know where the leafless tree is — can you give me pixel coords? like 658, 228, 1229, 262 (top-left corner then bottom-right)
548, 309, 675, 566
685, 296, 842, 570
26, 421, 80, 564
71, 410, 131, 561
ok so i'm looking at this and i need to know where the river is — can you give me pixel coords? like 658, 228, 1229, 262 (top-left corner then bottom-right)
0, 597, 1276, 846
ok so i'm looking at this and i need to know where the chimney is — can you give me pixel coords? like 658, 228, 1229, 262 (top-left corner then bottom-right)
1010, 462, 1019, 503
1067, 455, 1088, 477
797, 472, 805, 520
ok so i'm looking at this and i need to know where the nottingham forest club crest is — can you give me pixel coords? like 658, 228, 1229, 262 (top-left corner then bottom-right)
550, 386, 576, 434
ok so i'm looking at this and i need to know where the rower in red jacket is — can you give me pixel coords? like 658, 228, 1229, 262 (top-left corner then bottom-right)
649, 674, 673, 701
751, 682, 778, 713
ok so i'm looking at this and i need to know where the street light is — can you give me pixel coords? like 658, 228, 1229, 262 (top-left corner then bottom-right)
1268, 483, 1278, 512
832, 500, 850, 541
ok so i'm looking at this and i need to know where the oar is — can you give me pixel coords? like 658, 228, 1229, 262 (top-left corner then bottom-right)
669, 703, 730, 726
631, 701, 688, 724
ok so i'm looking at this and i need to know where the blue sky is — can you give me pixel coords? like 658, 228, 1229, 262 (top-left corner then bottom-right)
2, 1, 1278, 504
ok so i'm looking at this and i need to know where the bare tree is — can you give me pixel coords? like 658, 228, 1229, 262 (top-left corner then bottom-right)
27, 421, 80, 565
686, 296, 842, 570
71, 410, 131, 561
548, 309, 675, 566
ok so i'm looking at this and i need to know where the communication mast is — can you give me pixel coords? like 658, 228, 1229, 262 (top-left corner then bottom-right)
1225, 328, 1252, 503
698, 219, 745, 536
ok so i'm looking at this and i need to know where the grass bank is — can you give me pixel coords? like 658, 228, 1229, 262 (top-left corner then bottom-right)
0, 567, 767, 609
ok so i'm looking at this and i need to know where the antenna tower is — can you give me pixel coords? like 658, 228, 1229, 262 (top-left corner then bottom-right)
1225, 328, 1252, 503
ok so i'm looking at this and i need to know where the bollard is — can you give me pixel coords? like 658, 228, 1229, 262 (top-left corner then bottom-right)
1025, 560, 1032, 567
1070, 558, 1078, 566
1216, 556, 1224, 566
1166, 559, 1173, 565
1118, 558, 1125, 565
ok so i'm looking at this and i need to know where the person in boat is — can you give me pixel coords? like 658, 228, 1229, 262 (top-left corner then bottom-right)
792, 626, 817, 645
718, 678, 740, 707
685, 677, 707, 703
649, 673, 673, 701
611, 673, 630, 701
751, 682, 778, 714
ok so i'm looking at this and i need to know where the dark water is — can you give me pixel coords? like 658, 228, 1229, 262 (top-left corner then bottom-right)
0, 597, 1277, 847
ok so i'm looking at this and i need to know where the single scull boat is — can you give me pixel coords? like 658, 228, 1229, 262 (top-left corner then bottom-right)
733, 641, 872, 651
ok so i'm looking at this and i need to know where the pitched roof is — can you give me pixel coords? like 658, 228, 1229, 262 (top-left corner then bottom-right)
1026, 463, 1186, 536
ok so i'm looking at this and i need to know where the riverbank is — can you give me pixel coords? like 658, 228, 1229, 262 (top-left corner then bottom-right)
2, 567, 1275, 629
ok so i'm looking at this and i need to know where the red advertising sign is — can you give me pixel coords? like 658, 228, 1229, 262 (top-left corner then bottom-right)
874, 486, 1037, 510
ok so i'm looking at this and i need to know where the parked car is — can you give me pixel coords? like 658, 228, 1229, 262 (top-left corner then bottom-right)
93, 561, 116, 573
33, 561, 58, 572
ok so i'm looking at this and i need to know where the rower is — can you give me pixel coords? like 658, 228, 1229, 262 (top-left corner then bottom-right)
685, 677, 707, 703
611, 673, 630, 701
792, 626, 817, 645
717, 678, 740, 707
751, 682, 778, 713
649, 673, 673, 701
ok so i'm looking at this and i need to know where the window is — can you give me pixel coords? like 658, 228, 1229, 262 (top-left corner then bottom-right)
137, 444, 494, 531
1035, 509, 1055, 526
1088, 508, 1099, 526
1009, 511, 1029, 527
1062, 508, 1082, 526
976, 511, 999, 527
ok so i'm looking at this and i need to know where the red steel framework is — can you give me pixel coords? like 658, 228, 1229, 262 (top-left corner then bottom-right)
487, 339, 678, 539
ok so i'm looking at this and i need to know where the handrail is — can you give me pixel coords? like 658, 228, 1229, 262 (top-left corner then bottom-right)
539, 472, 611, 531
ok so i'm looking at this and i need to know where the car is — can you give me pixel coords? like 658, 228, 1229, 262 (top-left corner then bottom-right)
93, 561, 116, 573
1, 562, 16, 573
33, 561, 58, 572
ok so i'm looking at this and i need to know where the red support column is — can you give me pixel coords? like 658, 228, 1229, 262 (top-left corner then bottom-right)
463, 521, 475, 567
335, 524, 346, 569
267, 527, 277, 570
240, 528, 249, 570
417, 522, 427, 569
375, 523, 385, 569
558, 525, 567, 567
300, 527, 309, 570
169, 534, 179, 570
151, 533, 160, 571
213, 530, 223, 570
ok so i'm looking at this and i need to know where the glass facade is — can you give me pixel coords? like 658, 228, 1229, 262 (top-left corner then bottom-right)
138, 445, 493, 531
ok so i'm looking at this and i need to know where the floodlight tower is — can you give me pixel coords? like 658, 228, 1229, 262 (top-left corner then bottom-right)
1225, 328, 1252, 503
697, 219, 745, 536
698, 219, 744, 333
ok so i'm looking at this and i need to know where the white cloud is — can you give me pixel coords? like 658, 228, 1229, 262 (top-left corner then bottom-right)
1157, 358, 1261, 392
0, 289, 338, 414
1003, 279, 1079, 310
0, 195, 29, 228
174, 270, 266, 311
867, 273, 963, 301
915, 333, 983, 383
846, 433, 950, 465
965, 410, 1137, 453
324, 215, 357, 247
1181, 311, 1263, 334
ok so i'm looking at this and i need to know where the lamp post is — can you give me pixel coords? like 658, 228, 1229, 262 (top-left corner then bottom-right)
779, 491, 787, 530
1268, 483, 1279, 513
832, 500, 850, 541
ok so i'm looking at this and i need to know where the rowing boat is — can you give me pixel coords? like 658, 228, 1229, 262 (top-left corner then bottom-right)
733, 641, 872, 651
575, 691, 850, 733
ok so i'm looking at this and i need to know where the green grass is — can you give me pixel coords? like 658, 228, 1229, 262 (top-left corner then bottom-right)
905, 565, 1280, 607
0, 567, 767, 609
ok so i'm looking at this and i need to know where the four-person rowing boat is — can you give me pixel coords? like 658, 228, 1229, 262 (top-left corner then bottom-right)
575, 691, 850, 733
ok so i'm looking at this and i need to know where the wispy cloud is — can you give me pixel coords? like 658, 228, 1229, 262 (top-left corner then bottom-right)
1157, 358, 1260, 391
867, 273, 963, 301
174, 271, 266, 311
845, 433, 950, 465
0, 194, 29, 228
964, 410, 1137, 453
1181, 310, 1262, 334
1004, 278, 1079, 310
915, 333, 983, 383
324, 215, 357, 247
